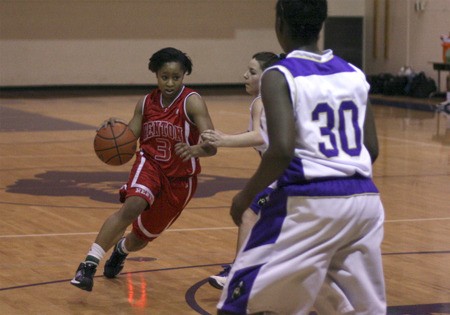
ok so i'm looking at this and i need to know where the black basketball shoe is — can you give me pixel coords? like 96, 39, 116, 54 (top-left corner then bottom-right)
70, 262, 97, 291
103, 242, 128, 278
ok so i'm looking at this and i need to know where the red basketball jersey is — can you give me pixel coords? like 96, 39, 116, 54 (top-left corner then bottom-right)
139, 86, 201, 178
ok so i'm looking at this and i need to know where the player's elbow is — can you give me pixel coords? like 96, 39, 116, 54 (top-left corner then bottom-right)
267, 145, 294, 167
279, 150, 294, 166
368, 146, 379, 164
254, 137, 265, 147
364, 135, 379, 164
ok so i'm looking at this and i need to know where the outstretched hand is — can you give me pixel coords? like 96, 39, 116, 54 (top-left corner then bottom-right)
175, 141, 216, 161
201, 129, 225, 147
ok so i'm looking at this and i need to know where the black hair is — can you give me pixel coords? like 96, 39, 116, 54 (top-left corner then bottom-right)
276, 0, 328, 43
252, 52, 282, 71
148, 47, 193, 75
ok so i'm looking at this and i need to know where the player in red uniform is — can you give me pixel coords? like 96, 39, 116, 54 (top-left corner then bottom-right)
71, 47, 216, 291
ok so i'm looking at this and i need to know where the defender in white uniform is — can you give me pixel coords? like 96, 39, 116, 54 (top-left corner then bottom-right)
217, 0, 386, 314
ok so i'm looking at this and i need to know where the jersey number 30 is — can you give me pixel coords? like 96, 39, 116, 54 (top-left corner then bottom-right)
312, 100, 362, 158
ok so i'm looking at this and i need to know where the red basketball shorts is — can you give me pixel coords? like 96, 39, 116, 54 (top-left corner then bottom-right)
122, 151, 197, 241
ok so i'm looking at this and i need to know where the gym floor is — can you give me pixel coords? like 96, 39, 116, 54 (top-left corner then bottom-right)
0, 87, 449, 314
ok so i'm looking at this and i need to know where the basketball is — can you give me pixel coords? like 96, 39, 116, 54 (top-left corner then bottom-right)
94, 121, 137, 166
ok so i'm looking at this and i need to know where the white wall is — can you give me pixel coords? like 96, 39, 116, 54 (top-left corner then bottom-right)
0, 0, 448, 90
364, 0, 449, 91
0, 0, 280, 86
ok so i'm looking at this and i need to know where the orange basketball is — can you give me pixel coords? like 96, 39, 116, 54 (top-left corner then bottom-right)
94, 122, 137, 166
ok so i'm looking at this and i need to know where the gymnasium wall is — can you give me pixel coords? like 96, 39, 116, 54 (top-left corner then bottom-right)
0, 0, 279, 87
0, 0, 448, 90
364, 0, 449, 92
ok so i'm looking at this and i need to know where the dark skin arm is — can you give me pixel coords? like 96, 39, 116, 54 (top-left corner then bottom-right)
230, 70, 295, 225
101, 94, 216, 162
96, 97, 144, 139
363, 98, 379, 163
174, 93, 217, 160
229, 70, 379, 225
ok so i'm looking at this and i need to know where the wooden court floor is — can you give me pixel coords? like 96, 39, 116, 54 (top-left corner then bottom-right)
0, 88, 449, 314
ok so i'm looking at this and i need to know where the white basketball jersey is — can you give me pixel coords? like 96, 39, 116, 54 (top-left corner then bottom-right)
265, 49, 373, 185
248, 96, 269, 155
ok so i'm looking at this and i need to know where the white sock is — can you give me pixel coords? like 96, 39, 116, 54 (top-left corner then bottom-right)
85, 243, 106, 265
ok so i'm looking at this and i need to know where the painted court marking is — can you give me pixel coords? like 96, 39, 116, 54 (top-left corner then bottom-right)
0, 227, 238, 239
1, 217, 450, 239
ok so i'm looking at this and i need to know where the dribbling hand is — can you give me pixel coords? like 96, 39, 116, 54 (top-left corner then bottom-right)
97, 117, 127, 131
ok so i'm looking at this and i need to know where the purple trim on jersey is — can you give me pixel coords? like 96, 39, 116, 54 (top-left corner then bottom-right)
219, 264, 263, 314
277, 157, 307, 185
243, 175, 378, 254
282, 175, 379, 196
277, 157, 378, 196
277, 55, 355, 77
243, 189, 287, 252
249, 187, 274, 214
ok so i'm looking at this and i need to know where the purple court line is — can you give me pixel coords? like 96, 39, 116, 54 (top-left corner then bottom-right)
0, 259, 448, 314
0, 200, 225, 210
387, 303, 450, 314
0, 262, 225, 292
382, 250, 450, 255
0, 201, 114, 209
184, 252, 450, 315
185, 278, 212, 315
185, 278, 450, 315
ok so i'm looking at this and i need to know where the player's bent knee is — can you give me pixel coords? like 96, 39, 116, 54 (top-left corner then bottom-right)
119, 196, 148, 222
127, 232, 149, 252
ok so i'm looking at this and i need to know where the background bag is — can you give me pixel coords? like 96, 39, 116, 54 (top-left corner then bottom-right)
383, 76, 408, 96
408, 72, 437, 98
367, 73, 394, 94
